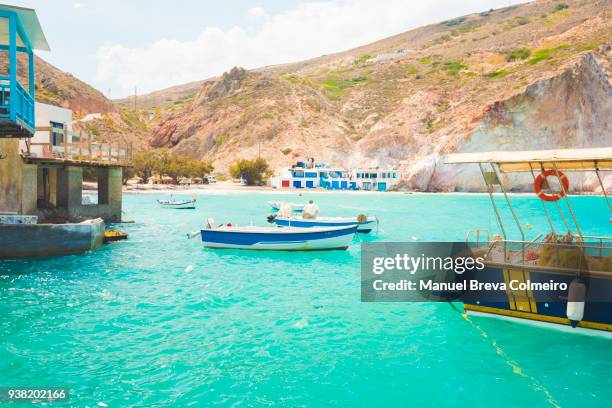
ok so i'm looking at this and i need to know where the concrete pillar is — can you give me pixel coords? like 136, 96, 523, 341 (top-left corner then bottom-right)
57, 166, 83, 210
97, 167, 123, 222
0, 138, 23, 213
20, 164, 38, 215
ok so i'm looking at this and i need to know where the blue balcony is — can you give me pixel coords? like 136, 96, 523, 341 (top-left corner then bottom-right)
0, 5, 49, 137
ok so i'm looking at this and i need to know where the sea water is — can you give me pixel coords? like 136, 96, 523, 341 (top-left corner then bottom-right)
1, 192, 611, 407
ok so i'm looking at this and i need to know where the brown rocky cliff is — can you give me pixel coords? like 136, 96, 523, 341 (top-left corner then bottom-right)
128, 0, 612, 192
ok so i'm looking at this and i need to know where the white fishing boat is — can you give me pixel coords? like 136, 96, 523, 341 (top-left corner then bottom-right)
268, 200, 305, 212
196, 219, 357, 250
271, 214, 378, 233
157, 197, 197, 209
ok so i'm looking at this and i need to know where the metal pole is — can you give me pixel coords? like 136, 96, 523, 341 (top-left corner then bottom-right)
551, 162, 583, 241
8, 14, 17, 123
529, 164, 556, 234
595, 167, 611, 214
492, 163, 525, 262
479, 163, 507, 263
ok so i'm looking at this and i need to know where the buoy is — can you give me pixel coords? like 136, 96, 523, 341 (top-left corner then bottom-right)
185, 265, 194, 273
525, 223, 532, 230
411, 236, 418, 241
534, 169, 569, 202
566, 278, 586, 327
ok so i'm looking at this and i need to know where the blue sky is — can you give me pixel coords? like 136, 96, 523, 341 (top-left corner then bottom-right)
10, 0, 523, 98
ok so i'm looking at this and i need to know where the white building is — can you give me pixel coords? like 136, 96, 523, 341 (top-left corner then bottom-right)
20, 102, 73, 158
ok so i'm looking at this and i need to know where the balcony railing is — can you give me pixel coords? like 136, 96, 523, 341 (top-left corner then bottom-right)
25, 126, 133, 166
0, 75, 35, 134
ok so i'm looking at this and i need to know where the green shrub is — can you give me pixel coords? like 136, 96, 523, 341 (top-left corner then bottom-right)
554, 3, 569, 12
442, 17, 465, 27
229, 158, 272, 186
353, 54, 372, 66
506, 48, 531, 61
527, 44, 570, 65
443, 61, 467, 75
321, 76, 367, 98
484, 69, 510, 79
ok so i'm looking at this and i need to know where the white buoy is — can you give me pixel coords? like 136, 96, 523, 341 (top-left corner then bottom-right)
566, 279, 586, 326
185, 265, 194, 273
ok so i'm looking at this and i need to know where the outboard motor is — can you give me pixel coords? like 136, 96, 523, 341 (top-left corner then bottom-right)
267, 213, 277, 224
566, 278, 586, 328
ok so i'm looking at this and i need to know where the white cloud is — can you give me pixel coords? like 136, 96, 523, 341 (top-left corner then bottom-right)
248, 6, 267, 18
96, 0, 526, 97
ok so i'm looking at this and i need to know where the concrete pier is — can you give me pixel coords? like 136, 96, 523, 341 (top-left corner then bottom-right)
1, 139, 126, 223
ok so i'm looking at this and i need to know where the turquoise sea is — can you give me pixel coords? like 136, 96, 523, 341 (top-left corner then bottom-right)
1, 192, 611, 407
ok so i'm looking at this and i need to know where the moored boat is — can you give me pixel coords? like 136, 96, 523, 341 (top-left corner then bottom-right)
157, 197, 197, 209
445, 147, 612, 338
268, 200, 305, 212
271, 214, 378, 233
200, 219, 357, 250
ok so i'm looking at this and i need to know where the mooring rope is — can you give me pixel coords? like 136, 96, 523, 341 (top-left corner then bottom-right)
448, 302, 560, 408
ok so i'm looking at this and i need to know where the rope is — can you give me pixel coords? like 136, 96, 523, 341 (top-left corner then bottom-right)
448, 302, 560, 407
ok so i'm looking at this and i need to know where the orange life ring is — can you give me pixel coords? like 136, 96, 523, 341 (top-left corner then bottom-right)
534, 169, 569, 202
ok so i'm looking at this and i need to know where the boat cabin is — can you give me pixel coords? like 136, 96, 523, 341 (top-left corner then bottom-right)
0, 4, 48, 137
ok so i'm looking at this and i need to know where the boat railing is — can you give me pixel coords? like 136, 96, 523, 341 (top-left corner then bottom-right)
476, 238, 612, 274
465, 229, 490, 247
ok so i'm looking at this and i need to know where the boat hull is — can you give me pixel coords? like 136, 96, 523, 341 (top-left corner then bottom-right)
157, 200, 196, 209
201, 225, 357, 250
274, 216, 376, 233
462, 263, 612, 337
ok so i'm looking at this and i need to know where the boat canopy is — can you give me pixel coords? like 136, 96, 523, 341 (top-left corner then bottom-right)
445, 147, 612, 173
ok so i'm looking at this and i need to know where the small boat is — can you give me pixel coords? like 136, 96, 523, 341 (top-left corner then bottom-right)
157, 197, 197, 209
103, 230, 128, 243
268, 200, 305, 212
270, 214, 378, 233
199, 219, 357, 250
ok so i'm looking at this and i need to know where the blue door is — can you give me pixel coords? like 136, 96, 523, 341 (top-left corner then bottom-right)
306, 180, 314, 188
331, 180, 340, 189
293, 180, 302, 188
378, 182, 387, 191
340, 181, 348, 189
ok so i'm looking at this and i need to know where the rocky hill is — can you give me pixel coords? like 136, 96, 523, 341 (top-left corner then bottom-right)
140, 0, 611, 191
28, 58, 149, 147
33, 57, 113, 118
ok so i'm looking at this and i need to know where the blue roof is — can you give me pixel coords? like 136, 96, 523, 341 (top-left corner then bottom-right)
0, 4, 50, 50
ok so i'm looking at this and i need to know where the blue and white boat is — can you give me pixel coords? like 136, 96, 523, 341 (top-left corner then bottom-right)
157, 197, 197, 209
271, 215, 378, 233
199, 219, 357, 250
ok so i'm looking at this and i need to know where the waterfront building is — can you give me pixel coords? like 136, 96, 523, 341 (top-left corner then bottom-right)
0, 5, 132, 258
270, 160, 400, 191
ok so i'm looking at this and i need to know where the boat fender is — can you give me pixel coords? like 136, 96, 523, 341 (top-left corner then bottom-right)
267, 214, 277, 224
356, 214, 367, 223
227, 223, 233, 227
566, 278, 586, 327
